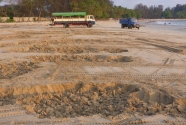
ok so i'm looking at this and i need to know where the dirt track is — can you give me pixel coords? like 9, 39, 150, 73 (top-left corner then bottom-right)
0, 21, 186, 124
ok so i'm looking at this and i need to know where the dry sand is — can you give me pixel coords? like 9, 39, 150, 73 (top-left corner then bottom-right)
0, 20, 186, 124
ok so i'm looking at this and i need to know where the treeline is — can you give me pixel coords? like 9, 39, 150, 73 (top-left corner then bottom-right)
163, 4, 186, 18
134, 3, 186, 19
0, 0, 140, 20
0, 0, 186, 20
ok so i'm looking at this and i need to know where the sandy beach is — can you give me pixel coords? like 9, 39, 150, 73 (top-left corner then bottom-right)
0, 20, 186, 125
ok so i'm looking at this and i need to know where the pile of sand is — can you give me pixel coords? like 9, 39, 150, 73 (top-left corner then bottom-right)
7, 44, 128, 54
29, 55, 134, 63
0, 82, 185, 119
0, 61, 38, 79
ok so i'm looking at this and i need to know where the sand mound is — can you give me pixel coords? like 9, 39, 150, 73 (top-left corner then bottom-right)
0, 61, 39, 79
176, 99, 186, 112
0, 34, 30, 40
0, 82, 185, 119
30, 55, 133, 63
8, 46, 91, 54
7, 44, 128, 54
134, 89, 174, 104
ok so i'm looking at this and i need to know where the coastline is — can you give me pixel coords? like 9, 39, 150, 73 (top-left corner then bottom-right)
139, 18, 186, 22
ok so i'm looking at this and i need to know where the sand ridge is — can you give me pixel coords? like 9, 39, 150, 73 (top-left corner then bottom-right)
0, 82, 185, 119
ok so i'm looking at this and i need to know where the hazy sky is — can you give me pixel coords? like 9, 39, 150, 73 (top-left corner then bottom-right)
0, 2, 6, 6
113, 0, 186, 9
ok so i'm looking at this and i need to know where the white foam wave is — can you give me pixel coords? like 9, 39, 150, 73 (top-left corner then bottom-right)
151, 20, 186, 26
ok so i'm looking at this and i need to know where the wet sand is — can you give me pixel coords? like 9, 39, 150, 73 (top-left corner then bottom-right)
0, 20, 186, 124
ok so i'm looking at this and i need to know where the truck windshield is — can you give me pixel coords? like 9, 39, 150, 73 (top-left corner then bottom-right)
131, 18, 137, 22
90, 16, 94, 20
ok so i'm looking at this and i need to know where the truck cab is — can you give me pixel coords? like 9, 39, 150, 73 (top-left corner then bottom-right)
86, 15, 95, 25
129, 18, 137, 26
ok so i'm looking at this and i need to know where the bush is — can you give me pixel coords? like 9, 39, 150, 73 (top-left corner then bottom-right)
6, 17, 14, 22
33, 17, 36, 22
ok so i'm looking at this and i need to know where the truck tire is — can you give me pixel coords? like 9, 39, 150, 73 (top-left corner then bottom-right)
87, 23, 92, 28
128, 25, 132, 29
121, 24, 124, 28
64, 23, 69, 28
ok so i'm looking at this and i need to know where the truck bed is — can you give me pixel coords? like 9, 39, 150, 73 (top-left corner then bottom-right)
119, 18, 129, 24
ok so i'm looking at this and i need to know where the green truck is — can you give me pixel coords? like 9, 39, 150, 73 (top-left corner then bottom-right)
51, 12, 95, 28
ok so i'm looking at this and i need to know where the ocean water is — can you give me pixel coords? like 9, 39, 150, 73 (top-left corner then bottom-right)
151, 20, 186, 26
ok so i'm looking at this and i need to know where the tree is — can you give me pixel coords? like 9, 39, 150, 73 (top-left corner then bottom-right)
162, 11, 172, 18
134, 3, 163, 19
33, 0, 46, 20
134, 3, 149, 18
5, 0, 186, 20
176, 11, 186, 18
1, 0, 20, 17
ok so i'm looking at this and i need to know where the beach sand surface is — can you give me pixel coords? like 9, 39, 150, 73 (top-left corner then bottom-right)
0, 20, 186, 124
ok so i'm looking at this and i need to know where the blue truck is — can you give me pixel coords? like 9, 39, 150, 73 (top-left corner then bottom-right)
119, 18, 140, 29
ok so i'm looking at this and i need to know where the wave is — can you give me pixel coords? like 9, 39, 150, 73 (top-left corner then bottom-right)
151, 20, 186, 26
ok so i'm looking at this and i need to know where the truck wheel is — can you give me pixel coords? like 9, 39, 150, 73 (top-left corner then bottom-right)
128, 25, 132, 29
87, 23, 92, 28
65, 23, 69, 28
121, 24, 124, 28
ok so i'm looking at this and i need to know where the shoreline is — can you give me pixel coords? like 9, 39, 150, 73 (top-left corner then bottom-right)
139, 18, 186, 26
139, 18, 186, 22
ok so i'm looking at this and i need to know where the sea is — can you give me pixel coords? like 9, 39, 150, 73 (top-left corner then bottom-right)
140, 19, 186, 32
150, 19, 186, 26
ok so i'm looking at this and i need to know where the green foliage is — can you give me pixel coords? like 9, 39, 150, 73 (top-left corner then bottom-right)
162, 11, 172, 18
163, 4, 186, 19
33, 17, 36, 21
136, 13, 142, 19
6, 17, 14, 22
134, 4, 163, 19
134, 3, 186, 19
69, 0, 112, 18
0, 0, 141, 19
10, 16, 13, 20
1, 0, 185, 19
176, 11, 186, 18
111, 6, 140, 19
